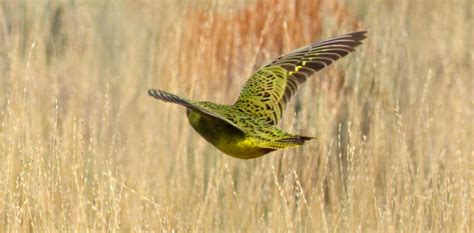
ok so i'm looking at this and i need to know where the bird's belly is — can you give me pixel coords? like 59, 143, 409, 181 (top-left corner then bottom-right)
187, 110, 275, 159
216, 137, 275, 159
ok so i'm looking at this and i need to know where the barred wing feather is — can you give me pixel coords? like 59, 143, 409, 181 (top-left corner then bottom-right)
234, 31, 367, 125
148, 89, 245, 134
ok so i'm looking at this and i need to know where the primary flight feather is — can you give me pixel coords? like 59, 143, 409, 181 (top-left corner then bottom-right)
149, 31, 367, 159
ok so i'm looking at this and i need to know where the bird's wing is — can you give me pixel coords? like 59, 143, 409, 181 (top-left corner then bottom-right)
234, 31, 367, 125
148, 89, 246, 134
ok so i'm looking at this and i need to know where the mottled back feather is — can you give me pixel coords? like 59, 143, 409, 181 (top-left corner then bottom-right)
234, 31, 367, 125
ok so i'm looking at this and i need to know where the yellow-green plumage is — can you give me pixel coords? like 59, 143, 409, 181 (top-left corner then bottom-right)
149, 31, 367, 159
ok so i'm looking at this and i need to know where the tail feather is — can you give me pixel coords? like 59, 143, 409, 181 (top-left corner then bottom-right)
259, 135, 314, 149
276, 135, 314, 145
299, 135, 315, 141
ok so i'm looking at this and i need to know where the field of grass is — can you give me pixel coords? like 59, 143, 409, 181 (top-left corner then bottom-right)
0, 0, 472, 232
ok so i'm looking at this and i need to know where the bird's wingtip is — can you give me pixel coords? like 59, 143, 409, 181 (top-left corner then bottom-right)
350, 30, 368, 41
148, 89, 158, 97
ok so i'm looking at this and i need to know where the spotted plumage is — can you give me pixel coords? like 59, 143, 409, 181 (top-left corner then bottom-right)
149, 31, 367, 159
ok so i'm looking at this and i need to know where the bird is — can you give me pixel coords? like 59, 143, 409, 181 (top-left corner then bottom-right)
149, 31, 367, 159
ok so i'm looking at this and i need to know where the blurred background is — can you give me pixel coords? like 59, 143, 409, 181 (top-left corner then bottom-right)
0, 0, 472, 231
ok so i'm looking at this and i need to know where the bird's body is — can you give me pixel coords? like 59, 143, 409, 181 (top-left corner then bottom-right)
185, 101, 312, 159
149, 31, 367, 159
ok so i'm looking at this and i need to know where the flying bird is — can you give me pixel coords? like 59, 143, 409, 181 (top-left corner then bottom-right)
149, 31, 367, 159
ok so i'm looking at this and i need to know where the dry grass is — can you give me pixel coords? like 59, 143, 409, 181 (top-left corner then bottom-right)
0, 0, 472, 232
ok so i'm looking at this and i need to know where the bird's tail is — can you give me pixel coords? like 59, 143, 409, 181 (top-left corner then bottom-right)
276, 135, 314, 145
259, 135, 314, 149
